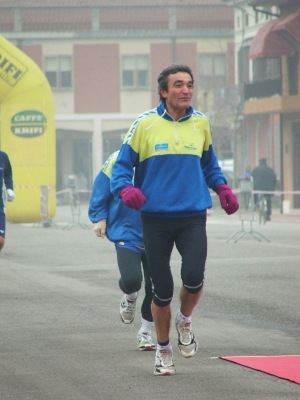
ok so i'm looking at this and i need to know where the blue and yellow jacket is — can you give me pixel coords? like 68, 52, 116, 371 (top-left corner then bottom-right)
88, 151, 143, 247
111, 103, 227, 218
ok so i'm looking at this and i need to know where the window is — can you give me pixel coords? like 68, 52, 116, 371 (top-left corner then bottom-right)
44, 56, 72, 89
121, 55, 149, 88
245, 13, 249, 26
287, 53, 298, 95
198, 53, 226, 89
253, 57, 281, 82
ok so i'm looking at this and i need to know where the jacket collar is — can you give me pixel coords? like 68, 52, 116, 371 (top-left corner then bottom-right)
157, 102, 193, 122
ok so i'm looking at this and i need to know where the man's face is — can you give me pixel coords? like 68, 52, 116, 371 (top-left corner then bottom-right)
160, 72, 194, 115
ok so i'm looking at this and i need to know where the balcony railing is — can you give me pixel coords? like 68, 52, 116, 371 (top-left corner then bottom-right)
244, 78, 282, 101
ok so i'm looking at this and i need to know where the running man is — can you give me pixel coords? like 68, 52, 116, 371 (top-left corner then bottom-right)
111, 64, 239, 375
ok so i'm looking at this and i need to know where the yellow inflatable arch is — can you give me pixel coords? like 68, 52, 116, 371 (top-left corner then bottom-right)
0, 35, 56, 223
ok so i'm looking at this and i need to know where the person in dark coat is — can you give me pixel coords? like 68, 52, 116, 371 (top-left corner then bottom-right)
252, 158, 277, 221
0, 150, 15, 251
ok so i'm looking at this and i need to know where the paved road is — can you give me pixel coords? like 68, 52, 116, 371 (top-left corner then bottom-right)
0, 204, 299, 399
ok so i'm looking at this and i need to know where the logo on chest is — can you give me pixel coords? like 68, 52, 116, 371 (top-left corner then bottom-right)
184, 142, 197, 151
154, 143, 169, 152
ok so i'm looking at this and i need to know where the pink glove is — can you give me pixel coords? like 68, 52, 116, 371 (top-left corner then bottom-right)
216, 184, 239, 215
120, 187, 146, 210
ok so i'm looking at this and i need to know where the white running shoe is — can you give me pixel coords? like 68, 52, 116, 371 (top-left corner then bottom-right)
137, 333, 156, 351
154, 346, 176, 376
119, 294, 136, 324
175, 311, 198, 358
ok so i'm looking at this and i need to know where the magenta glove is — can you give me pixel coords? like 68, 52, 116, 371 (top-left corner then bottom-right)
216, 184, 239, 215
120, 186, 146, 210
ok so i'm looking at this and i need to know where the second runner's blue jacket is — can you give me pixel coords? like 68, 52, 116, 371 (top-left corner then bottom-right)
88, 151, 143, 247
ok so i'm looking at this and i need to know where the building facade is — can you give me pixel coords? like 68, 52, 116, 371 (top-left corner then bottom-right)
225, 0, 300, 210
0, 0, 236, 193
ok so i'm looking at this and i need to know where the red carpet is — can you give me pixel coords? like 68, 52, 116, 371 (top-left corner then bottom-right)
220, 355, 300, 385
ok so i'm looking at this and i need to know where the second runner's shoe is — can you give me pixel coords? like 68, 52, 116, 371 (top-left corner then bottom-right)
137, 333, 156, 351
119, 294, 136, 324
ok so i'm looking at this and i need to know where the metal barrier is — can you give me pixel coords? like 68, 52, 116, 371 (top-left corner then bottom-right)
62, 184, 91, 230
226, 177, 270, 243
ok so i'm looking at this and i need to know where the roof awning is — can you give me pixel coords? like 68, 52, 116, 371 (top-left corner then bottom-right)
273, 11, 300, 43
248, 18, 296, 59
